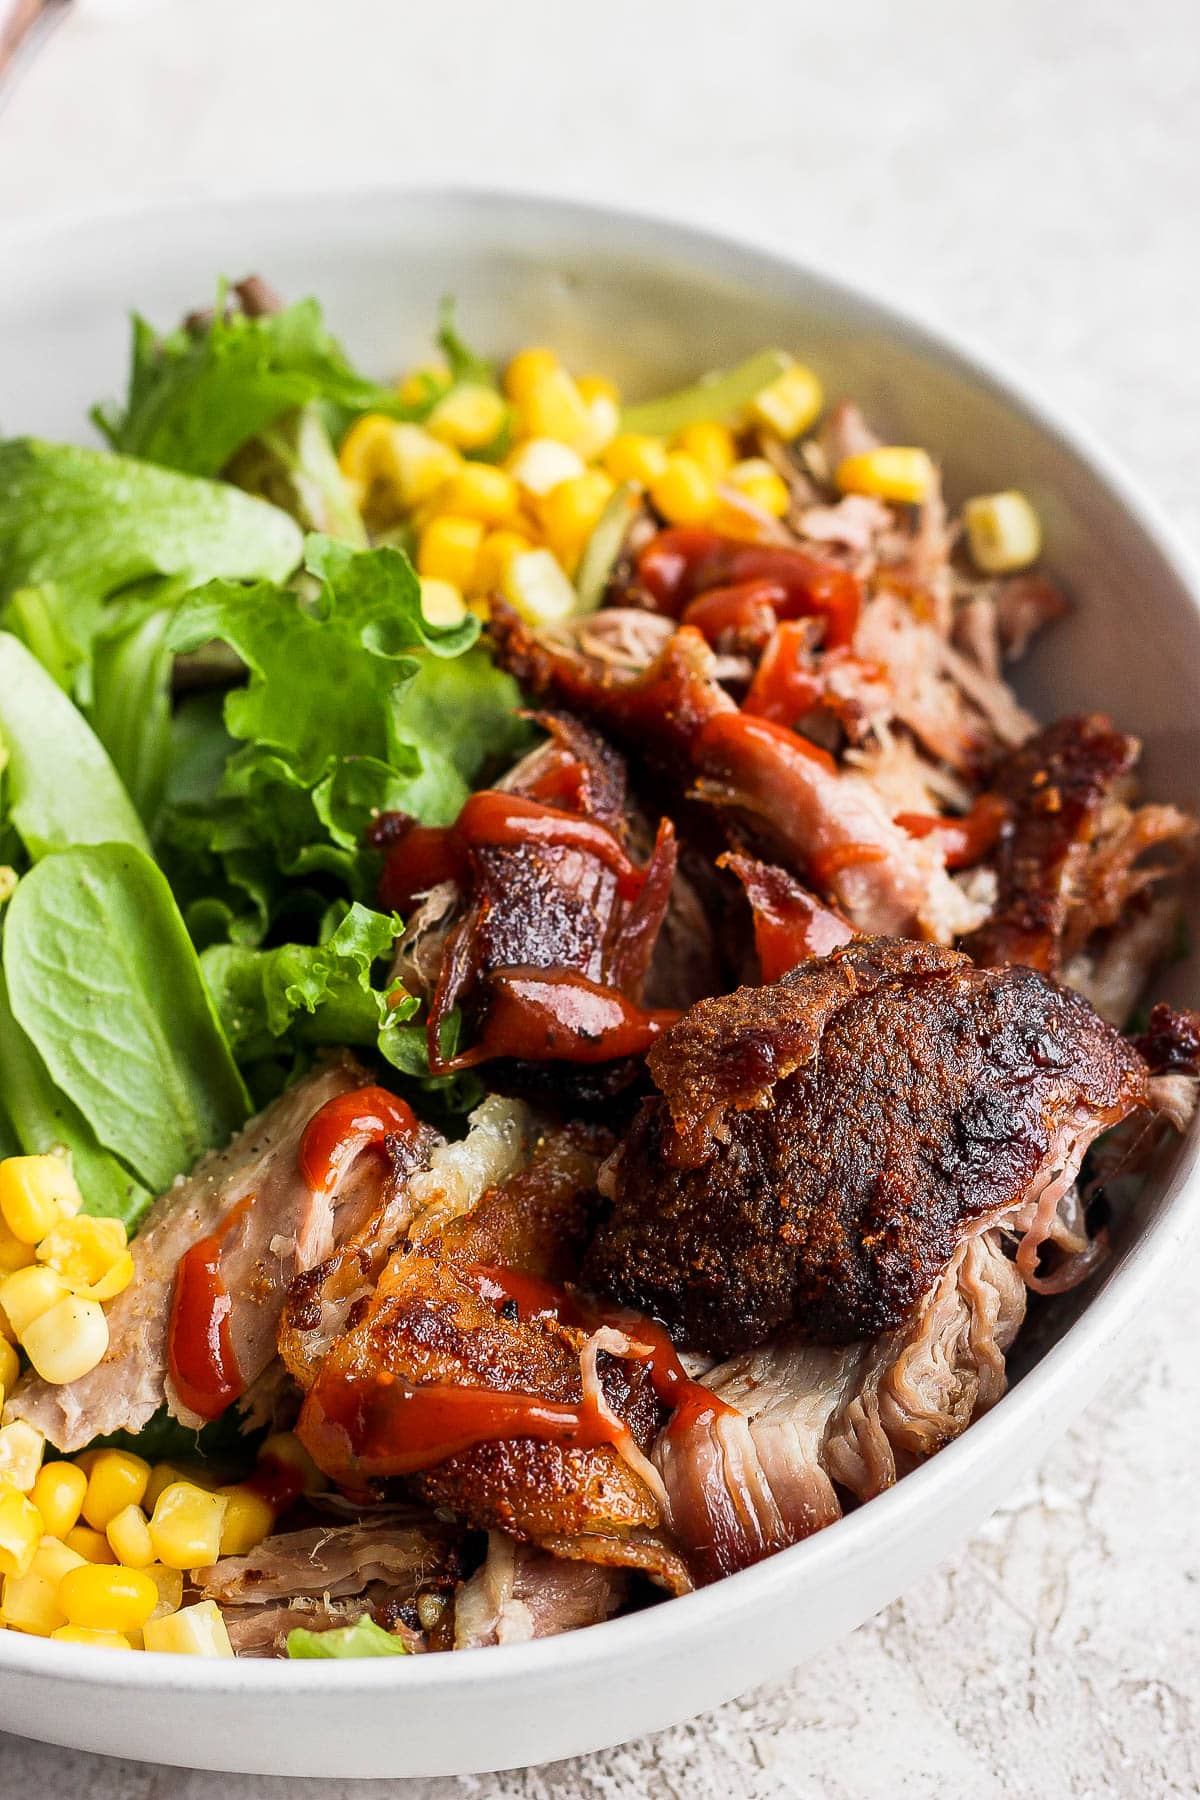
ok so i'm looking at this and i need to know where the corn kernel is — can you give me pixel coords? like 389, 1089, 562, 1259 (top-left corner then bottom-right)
538, 471, 616, 572
502, 548, 578, 626
428, 384, 508, 452
418, 578, 468, 628
217, 1485, 275, 1557
963, 490, 1042, 574
436, 462, 519, 525
1, 1536, 85, 1635
148, 1482, 228, 1571
725, 458, 791, 518
503, 346, 559, 403
257, 1431, 330, 1498
0, 1338, 18, 1392
50, 1625, 132, 1649
577, 374, 620, 407
506, 436, 586, 497
21, 1295, 109, 1385
472, 528, 534, 596
395, 360, 450, 408
143, 1461, 217, 1511
0, 1217, 36, 1278
0, 1154, 81, 1244
751, 363, 824, 439
82, 1450, 151, 1531
603, 433, 670, 487
105, 1505, 154, 1569
145, 1563, 184, 1619
36, 1215, 132, 1303
338, 419, 462, 514
58, 1562, 159, 1633
649, 453, 718, 525
417, 514, 485, 589
517, 369, 594, 453
0, 1422, 44, 1492
578, 394, 619, 460
31, 1460, 88, 1538
64, 1525, 117, 1564
836, 447, 935, 505
675, 422, 736, 481
143, 1598, 234, 1658
0, 1484, 43, 1576
0, 1265, 69, 1339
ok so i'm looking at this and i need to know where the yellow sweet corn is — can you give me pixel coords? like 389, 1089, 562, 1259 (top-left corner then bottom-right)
64, 1525, 117, 1565
428, 384, 508, 452
419, 578, 468, 628
216, 1485, 274, 1557
395, 360, 450, 408
0, 1422, 45, 1493
58, 1562, 159, 1633
649, 453, 718, 525
0, 1536, 85, 1635
0, 1217, 36, 1278
578, 393, 619, 460
143, 1598, 234, 1658
50, 1625, 132, 1649
21, 1294, 109, 1385
502, 548, 578, 626
143, 1460, 218, 1511
257, 1430, 329, 1498
144, 1563, 184, 1619
0, 1338, 18, 1393
725, 457, 791, 518
603, 433, 669, 487
0, 1154, 81, 1244
35, 1215, 133, 1303
30, 1460, 88, 1539
0, 1484, 43, 1577
105, 1504, 155, 1569
148, 1481, 228, 1571
472, 528, 534, 596
82, 1450, 151, 1531
506, 437, 586, 497
418, 515, 485, 589
435, 462, 519, 525
338, 418, 462, 514
538, 471, 616, 572
516, 369, 594, 453
675, 421, 736, 482
751, 363, 823, 440
577, 373, 620, 407
0, 1265, 69, 1339
836, 447, 935, 505
503, 346, 559, 403
963, 490, 1042, 574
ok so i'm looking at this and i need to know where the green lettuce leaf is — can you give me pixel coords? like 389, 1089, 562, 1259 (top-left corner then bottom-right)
4, 843, 249, 1192
223, 404, 367, 545
92, 293, 415, 480
286, 1616, 410, 1659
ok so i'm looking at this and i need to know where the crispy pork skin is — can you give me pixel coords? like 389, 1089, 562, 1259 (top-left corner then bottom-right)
4, 1056, 381, 1451
584, 939, 1147, 1355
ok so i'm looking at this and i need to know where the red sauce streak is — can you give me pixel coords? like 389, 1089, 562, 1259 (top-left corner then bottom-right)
696, 707, 838, 775
742, 620, 825, 724
720, 853, 856, 981
680, 579, 788, 645
895, 794, 1009, 870
299, 1086, 419, 1195
167, 1194, 255, 1423
809, 842, 890, 885
637, 527, 861, 649
246, 1454, 307, 1517
303, 1266, 731, 1480
442, 969, 680, 1069
379, 790, 644, 913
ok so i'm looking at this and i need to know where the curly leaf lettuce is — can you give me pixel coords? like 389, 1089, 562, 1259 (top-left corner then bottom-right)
286, 1616, 410, 1659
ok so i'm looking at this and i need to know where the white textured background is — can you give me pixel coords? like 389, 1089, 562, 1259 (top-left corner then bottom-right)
0, 1, 1198, 1792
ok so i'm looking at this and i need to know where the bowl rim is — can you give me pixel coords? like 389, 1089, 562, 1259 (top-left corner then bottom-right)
1, 180, 1198, 1698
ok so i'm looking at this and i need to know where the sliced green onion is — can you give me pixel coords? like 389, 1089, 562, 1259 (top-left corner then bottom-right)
619, 349, 792, 436
573, 482, 639, 614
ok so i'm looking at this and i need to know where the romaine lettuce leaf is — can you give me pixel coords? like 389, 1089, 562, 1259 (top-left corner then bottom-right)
4, 843, 250, 1192
286, 1616, 409, 1659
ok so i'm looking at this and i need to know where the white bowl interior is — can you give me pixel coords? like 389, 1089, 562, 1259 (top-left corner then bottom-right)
0, 189, 1196, 1777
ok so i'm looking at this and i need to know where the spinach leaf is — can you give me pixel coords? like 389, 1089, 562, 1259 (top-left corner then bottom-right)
4, 844, 249, 1192
0, 632, 149, 861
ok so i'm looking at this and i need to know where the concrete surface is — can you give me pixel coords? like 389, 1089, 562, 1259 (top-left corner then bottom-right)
0, 1, 1197, 1792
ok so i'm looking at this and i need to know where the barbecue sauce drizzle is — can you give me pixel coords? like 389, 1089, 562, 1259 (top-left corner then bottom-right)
637, 526, 861, 650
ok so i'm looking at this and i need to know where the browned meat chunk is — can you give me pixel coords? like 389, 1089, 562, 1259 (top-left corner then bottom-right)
964, 714, 1195, 976
584, 938, 1147, 1354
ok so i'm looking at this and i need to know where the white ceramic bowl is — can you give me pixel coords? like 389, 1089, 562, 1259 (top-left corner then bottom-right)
0, 189, 1197, 1779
